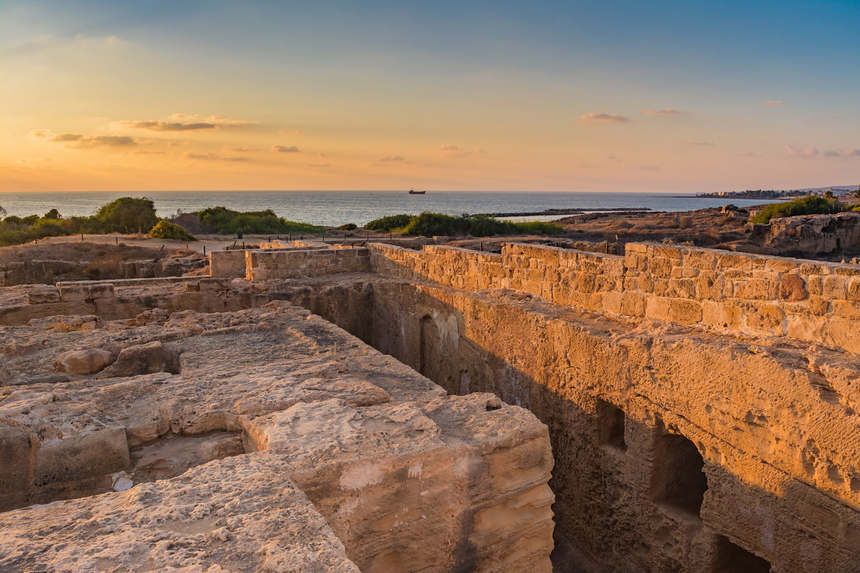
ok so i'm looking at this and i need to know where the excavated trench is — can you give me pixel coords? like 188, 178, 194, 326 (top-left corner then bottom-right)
280, 278, 781, 573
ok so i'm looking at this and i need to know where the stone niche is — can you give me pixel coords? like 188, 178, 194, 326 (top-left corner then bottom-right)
0, 302, 555, 573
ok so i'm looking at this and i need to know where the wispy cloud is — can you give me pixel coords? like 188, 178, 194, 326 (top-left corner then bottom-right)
272, 145, 300, 153
118, 120, 216, 131
180, 151, 248, 162
222, 145, 259, 153
689, 142, 714, 146
182, 152, 217, 160
117, 114, 257, 132
579, 113, 630, 125
31, 129, 139, 149
785, 145, 818, 157
438, 144, 471, 158
378, 155, 405, 162
642, 108, 682, 117
765, 100, 784, 107
629, 164, 659, 171
822, 149, 860, 157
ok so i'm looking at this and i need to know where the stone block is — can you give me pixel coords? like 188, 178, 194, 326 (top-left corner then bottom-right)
28, 287, 61, 304
847, 278, 860, 302
695, 273, 724, 301
669, 278, 697, 298
35, 425, 130, 486
0, 425, 31, 495
786, 315, 826, 342
822, 276, 848, 300
671, 266, 700, 279
831, 301, 860, 321
648, 258, 673, 278
733, 279, 775, 300
56, 348, 116, 375
668, 299, 703, 324
684, 250, 718, 271
624, 253, 649, 272
624, 242, 648, 254
779, 274, 809, 302
58, 285, 89, 302
88, 284, 115, 299
717, 252, 755, 270
764, 258, 799, 273
645, 296, 672, 321
648, 245, 683, 260
744, 303, 785, 334
620, 292, 646, 317
808, 296, 830, 316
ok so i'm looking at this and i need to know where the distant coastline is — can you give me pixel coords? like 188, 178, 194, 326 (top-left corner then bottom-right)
696, 185, 860, 200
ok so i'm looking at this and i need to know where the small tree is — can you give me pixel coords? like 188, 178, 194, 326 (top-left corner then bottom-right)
94, 197, 159, 233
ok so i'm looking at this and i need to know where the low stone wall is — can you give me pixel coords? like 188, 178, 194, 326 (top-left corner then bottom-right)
369, 242, 860, 355
246, 247, 371, 280
209, 250, 247, 278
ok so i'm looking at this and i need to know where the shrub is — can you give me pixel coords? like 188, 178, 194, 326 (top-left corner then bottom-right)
364, 214, 414, 232
752, 196, 840, 224
150, 220, 197, 241
193, 206, 321, 235
513, 221, 563, 234
401, 212, 471, 236
94, 197, 160, 233
337, 223, 358, 231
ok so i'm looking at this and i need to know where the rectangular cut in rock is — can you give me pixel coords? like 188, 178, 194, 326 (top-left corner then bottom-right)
58, 285, 90, 302
27, 286, 60, 304
0, 425, 31, 510
88, 284, 115, 299
35, 425, 130, 486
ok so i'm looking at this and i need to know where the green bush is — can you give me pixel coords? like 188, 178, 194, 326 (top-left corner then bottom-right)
193, 206, 321, 235
389, 212, 564, 238
752, 196, 840, 224
513, 221, 563, 234
401, 212, 471, 236
94, 197, 160, 233
337, 223, 358, 231
150, 220, 197, 241
364, 214, 414, 232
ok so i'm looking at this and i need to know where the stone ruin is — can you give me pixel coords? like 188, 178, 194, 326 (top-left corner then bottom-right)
2, 238, 860, 572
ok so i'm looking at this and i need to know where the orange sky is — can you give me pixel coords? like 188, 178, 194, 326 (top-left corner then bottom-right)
2, 1, 858, 193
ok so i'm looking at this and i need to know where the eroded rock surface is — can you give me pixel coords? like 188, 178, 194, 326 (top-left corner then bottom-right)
0, 302, 555, 573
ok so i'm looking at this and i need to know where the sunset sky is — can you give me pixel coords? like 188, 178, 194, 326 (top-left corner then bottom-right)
2, 0, 859, 193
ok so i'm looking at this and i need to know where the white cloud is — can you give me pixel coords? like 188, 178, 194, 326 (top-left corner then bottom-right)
785, 145, 819, 157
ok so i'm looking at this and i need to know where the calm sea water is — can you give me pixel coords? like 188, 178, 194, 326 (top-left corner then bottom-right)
0, 190, 776, 227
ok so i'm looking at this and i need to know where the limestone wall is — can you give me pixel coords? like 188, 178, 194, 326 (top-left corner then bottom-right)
246, 247, 371, 280
209, 249, 247, 277
0, 278, 246, 326
369, 242, 860, 355
354, 280, 860, 573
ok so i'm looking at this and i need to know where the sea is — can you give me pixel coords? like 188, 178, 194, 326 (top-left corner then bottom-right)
0, 190, 777, 228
